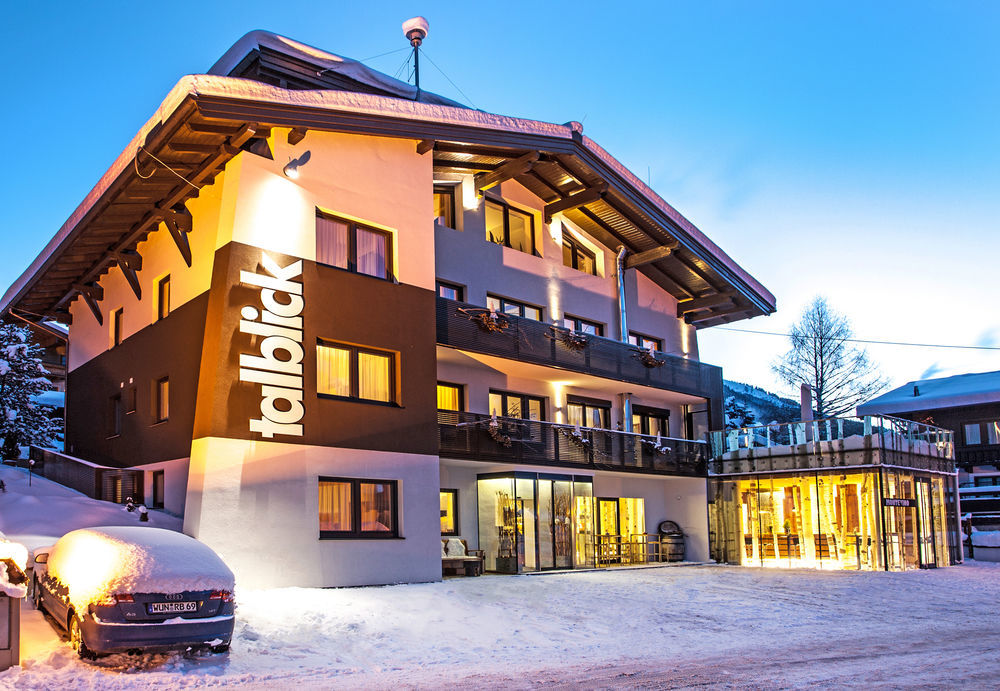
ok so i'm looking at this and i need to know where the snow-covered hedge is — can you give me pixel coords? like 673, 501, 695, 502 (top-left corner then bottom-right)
47, 526, 234, 611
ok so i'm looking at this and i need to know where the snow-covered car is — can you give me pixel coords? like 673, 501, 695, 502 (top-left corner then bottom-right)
31, 526, 235, 658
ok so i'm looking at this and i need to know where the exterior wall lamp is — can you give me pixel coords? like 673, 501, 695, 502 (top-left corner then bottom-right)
282, 151, 311, 179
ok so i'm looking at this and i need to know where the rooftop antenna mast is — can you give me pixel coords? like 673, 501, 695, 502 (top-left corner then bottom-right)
402, 16, 429, 92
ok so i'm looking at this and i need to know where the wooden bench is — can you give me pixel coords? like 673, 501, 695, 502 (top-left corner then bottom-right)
442, 538, 484, 577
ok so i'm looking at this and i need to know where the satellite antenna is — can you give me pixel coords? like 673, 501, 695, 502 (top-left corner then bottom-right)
402, 16, 429, 90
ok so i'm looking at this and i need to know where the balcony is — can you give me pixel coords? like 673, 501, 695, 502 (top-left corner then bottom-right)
435, 297, 722, 401
708, 415, 956, 476
439, 411, 708, 477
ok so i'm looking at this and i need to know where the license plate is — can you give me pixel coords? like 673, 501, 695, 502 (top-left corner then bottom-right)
148, 601, 198, 614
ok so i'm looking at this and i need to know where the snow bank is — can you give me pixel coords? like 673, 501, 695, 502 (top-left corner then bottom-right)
0, 531, 29, 597
48, 527, 234, 611
971, 530, 1000, 547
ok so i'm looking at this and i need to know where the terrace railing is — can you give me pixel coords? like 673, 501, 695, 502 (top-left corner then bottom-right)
435, 297, 723, 401
439, 411, 708, 477
707, 414, 956, 475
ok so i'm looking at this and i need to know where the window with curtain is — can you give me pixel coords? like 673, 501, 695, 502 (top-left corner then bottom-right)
436, 382, 463, 411
562, 235, 596, 275
628, 332, 663, 352
319, 478, 398, 538
436, 281, 464, 301
316, 211, 392, 279
567, 399, 610, 429
563, 315, 604, 336
485, 295, 542, 321
433, 185, 457, 229
317, 341, 395, 404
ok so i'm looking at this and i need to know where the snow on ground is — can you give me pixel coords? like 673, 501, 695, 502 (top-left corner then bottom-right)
0, 464, 181, 555
1, 463, 999, 689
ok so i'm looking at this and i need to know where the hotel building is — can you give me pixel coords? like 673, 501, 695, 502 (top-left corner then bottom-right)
2, 32, 776, 587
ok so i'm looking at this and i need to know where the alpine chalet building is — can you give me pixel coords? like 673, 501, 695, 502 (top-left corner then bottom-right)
1, 32, 775, 587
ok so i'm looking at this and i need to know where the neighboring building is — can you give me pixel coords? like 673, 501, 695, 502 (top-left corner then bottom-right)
707, 415, 961, 570
859, 370, 1000, 529
0, 31, 775, 588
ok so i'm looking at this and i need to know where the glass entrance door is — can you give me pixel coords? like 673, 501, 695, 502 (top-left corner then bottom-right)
916, 479, 937, 568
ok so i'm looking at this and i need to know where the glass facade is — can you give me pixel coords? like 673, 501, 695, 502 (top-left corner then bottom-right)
710, 468, 954, 570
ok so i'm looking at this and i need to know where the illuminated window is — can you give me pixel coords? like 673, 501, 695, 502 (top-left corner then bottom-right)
440, 489, 459, 535
965, 424, 982, 445
567, 397, 610, 429
433, 185, 457, 229
316, 211, 392, 280
489, 390, 544, 420
110, 308, 123, 348
436, 281, 464, 301
319, 477, 398, 538
154, 377, 169, 423
628, 332, 662, 352
437, 382, 463, 411
317, 341, 395, 404
156, 275, 170, 321
485, 200, 535, 255
486, 294, 542, 321
562, 235, 596, 275
632, 406, 670, 437
563, 315, 603, 336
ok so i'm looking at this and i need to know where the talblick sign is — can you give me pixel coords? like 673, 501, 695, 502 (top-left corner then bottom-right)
883, 497, 917, 508
238, 253, 305, 439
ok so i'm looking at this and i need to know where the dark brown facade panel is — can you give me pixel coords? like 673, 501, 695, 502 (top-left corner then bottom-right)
193, 241, 439, 456
65, 292, 208, 468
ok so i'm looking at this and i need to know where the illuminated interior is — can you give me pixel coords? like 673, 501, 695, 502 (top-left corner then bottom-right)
710, 469, 953, 571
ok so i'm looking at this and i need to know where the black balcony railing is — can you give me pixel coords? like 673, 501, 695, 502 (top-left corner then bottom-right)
436, 297, 723, 400
439, 411, 708, 476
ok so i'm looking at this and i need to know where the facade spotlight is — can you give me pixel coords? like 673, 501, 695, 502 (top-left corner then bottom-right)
282, 159, 300, 179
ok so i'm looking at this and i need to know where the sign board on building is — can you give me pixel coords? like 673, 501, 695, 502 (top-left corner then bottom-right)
883, 497, 917, 508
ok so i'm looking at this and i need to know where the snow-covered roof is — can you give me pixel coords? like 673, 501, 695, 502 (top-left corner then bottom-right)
209, 30, 466, 108
857, 370, 1000, 416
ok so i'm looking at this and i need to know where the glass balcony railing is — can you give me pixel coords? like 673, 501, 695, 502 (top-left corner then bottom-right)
708, 414, 956, 475
435, 297, 722, 400
439, 410, 708, 476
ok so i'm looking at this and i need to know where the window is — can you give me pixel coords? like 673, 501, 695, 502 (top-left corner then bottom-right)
562, 235, 597, 275
485, 200, 535, 254
965, 424, 982, 445
151, 470, 165, 509
154, 377, 169, 423
433, 185, 457, 229
567, 396, 611, 429
633, 406, 670, 437
988, 422, 1000, 445
489, 390, 544, 420
110, 308, 123, 348
316, 211, 393, 280
125, 384, 137, 414
436, 281, 464, 302
319, 477, 398, 538
156, 275, 171, 321
437, 382, 464, 411
440, 489, 459, 535
317, 341, 395, 404
486, 295, 542, 321
628, 332, 663, 352
563, 315, 604, 336
109, 393, 122, 437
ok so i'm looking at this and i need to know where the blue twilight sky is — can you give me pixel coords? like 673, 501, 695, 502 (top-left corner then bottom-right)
1, 1, 998, 398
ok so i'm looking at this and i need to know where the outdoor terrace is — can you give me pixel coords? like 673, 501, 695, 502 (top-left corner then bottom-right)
439, 411, 708, 476
708, 415, 956, 476
435, 297, 723, 401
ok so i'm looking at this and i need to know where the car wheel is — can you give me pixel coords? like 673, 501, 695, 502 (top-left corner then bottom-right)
211, 643, 231, 654
68, 614, 96, 660
32, 577, 43, 611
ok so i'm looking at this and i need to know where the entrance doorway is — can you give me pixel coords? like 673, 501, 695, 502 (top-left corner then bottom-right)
916, 479, 937, 568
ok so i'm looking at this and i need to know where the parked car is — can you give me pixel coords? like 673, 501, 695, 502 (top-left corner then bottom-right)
32, 526, 235, 658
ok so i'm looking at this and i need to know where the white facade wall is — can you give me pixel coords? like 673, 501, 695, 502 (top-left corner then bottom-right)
134, 456, 190, 516
185, 438, 441, 589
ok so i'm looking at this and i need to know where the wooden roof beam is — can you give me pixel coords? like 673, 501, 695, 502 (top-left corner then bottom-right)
287, 127, 308, 145
686, 304, 747, 326
677, 291, 737, 317
625, 244, 677, 269
416, 139, 434, 155
72, 282, 104, 325
162, 205, 193, 267
544, 183, 607, 223
475, 151, 539, 195
113, 249, 143, 299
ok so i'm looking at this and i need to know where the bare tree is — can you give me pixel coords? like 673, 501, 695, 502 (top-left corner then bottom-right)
772, 297, 888, 418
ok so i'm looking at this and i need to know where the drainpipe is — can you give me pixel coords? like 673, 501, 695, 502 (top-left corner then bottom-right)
615, 246, 633, 433
615, 246, 629, 342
